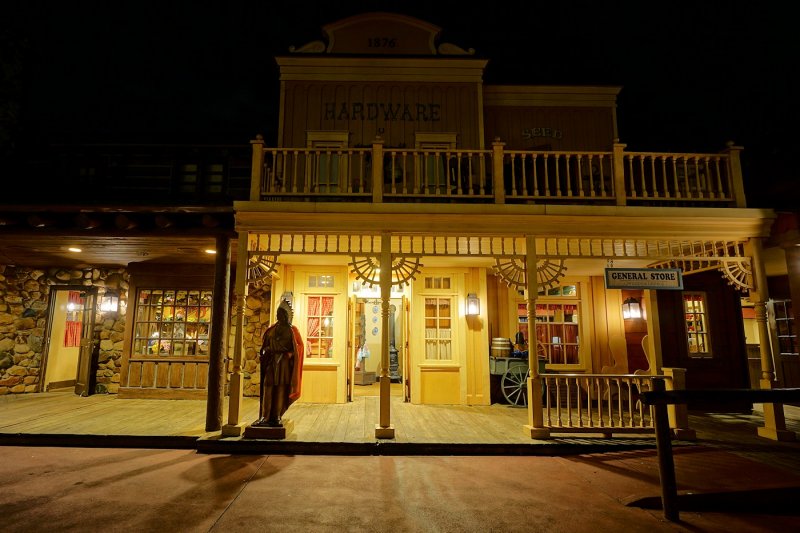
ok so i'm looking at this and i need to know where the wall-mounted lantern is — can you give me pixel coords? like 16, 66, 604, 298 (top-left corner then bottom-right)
622, 297, 642, 319
466, 293, 480, 316
100, 292, 119, 313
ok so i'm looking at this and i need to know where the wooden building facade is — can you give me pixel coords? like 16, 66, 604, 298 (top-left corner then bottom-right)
0, 12, 795, 442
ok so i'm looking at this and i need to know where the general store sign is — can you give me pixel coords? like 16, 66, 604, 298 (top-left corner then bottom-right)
604, 268, 683, 290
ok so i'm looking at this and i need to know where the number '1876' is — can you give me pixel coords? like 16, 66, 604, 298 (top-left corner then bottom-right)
368, 37, 397, 48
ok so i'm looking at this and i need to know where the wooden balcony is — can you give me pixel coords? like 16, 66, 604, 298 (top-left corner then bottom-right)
250, 138, 746, 208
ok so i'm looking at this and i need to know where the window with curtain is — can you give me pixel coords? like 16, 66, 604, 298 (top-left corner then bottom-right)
424, 297, 452, 360
64, 291, 84, 348
132, 289, 212, 357
684, 292, 711, 358
534, 303, 579, 365
306, 295, 334, 358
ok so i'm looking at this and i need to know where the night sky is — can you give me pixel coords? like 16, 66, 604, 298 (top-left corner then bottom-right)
5, 1, 795, 208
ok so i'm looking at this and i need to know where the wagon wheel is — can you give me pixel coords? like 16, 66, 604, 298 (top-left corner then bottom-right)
501, 365, 530, 407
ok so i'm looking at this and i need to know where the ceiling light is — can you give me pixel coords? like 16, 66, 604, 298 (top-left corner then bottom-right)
68, 247, 82, 253
204, 249, 217, 254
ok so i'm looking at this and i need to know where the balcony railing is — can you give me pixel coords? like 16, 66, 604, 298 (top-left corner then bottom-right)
251, 137, 746, 207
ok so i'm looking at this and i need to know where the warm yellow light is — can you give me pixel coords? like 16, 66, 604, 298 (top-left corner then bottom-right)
622, 297, 642, 319
466, 293, 480, 316
68, 247, 82, 253
204, 249, 217, 254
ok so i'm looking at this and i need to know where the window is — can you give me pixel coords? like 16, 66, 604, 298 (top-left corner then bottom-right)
415, 132, 457, 194
132, 289, 212, 357
424, 297, 452, 360
684, 292, 711, 358
64, 291, 84, 347
307, 131, 349, 193
424, 276, 451, 290
520, 284, 581, 365
773, 299, 798, 356
306, 295, 334, 358
534, 303, 579, 365
308, 274, 335, 288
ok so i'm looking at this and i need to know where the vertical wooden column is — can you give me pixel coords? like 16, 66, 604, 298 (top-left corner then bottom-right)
222, 235, 250, 436
723, 142, 747, 208
748, 238, 796, 441
612, 140, 627, 206
375, 232, 395, 439
524, 235, 549, 439
250, 135, 265, 201
371, 137, 384, 204
205, 233, 231, 431
491, 138, 505, 204
661, 367, 695, 440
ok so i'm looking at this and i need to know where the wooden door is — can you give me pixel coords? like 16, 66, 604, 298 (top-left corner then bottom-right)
403, 295, 411, 402
347, 295, 356, 402
74, 290, 98, 396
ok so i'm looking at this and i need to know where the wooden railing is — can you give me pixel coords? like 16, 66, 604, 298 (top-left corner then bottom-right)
529, 368, 693, 438
641, 386, 800, 522
540, 373, 657, 435
251, 137, 747, 207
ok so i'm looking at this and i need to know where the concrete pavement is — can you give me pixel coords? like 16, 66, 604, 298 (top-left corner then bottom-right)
1, 444, 798, 532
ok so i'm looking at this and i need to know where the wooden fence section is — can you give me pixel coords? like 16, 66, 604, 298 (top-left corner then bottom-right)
641, 385, 800, 522
252, 138, 746, 207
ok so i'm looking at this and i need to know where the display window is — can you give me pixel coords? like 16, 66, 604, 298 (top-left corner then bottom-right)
684, 292, 711, 358
132, 289, 212, 357
517, 283, 582, 367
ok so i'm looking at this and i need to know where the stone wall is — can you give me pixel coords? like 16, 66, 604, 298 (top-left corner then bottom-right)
0, 265, 128, 396
239, 286, 271, 397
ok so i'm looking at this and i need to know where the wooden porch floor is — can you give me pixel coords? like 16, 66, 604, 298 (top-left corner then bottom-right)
0, 391, 551, 444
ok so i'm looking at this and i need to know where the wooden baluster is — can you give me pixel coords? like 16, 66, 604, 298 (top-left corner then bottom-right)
554, 154, 562, 197
705, 156, 714, 199
626, 155, 636, 198
671, 156, 680, 199
531, 154, 540, 197
639, 156, 648, 198
660, 156, 669, 198
713, 156, 724, 199
543, 154, 551, 197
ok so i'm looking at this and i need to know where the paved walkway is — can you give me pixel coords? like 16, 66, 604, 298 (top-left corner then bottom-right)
0, 443, 798, 532
0, 405, 798, 531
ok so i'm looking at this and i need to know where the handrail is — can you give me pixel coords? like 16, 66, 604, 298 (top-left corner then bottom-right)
640, 384, 800, 522
252, 139, 746, 207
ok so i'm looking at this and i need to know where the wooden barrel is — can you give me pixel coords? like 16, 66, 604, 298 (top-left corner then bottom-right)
490, 337, 512, 357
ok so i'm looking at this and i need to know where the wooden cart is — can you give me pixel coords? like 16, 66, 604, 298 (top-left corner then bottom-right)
489, 355, 547, 407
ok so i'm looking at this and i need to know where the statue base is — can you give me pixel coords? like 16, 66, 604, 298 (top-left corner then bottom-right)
243, 419, 294, 440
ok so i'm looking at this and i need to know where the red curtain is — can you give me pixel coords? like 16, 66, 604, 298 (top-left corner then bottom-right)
64, 291, 83, 347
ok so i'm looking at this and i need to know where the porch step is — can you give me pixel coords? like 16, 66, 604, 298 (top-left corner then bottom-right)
0, 431, 666, 456
194, 436, 663, 456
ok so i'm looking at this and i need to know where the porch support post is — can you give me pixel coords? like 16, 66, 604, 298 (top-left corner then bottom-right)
250, 135, 264, 201
222, 234, 250, 436
375, 232, 396, 439
524, 234, 549, 439
723, 142, 747, 208
206, 233, 231, 431
748, 238, 796, 441
661, 368, 695, 440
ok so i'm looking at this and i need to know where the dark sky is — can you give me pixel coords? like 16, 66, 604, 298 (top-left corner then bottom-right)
6, 1, 796, 207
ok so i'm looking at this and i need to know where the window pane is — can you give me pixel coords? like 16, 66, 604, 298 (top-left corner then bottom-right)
684, 292, 712, 358
132, 287, 212, 357
423, 297, 453, 361
306, 295, 334, 358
